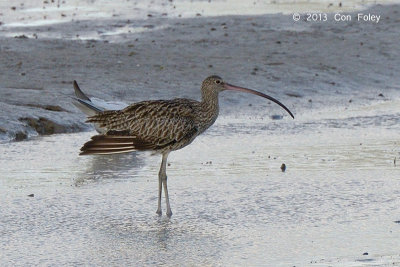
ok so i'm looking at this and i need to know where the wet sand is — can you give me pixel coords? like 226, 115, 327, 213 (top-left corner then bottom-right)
1, 1, 400, 266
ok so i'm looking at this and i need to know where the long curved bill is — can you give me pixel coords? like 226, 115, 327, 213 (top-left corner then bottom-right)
224, 83, 294, 119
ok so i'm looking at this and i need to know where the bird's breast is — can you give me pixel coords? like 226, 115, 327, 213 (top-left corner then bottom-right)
195, 105, 219, 133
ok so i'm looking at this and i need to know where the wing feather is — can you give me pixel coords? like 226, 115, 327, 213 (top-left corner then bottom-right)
81, 99, 200, 154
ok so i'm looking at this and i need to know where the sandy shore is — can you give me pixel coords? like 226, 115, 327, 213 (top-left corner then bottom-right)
0, 3, 400, 141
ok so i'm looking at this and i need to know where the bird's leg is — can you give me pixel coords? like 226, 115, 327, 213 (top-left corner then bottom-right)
163, 176, 172, 217
156, 165, 162, 215
156, 152, 172, 216
160, 152, 172, 217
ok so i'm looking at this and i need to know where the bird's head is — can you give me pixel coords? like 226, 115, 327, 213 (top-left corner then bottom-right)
201, 75, 294, 119
201, 75, 225, 94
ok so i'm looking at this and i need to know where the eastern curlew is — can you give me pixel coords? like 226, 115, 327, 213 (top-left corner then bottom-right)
73, 75, 294, 217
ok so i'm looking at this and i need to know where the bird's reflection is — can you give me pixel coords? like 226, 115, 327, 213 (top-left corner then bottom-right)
154, 216, 173, 250
74, 152, 145, 185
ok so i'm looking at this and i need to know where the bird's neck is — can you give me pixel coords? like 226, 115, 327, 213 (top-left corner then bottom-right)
201, 89, 219, 112
199, 90, 219, 129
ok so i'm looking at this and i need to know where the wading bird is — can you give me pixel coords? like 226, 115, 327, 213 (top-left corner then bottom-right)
73, 76, 294, 217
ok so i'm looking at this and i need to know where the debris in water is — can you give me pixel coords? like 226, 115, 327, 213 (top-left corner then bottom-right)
363, 252, 368, 255
280, 163, 286, 172
271, 115, 283, 120
28, 194, 34, 197
15, 35, 28, 39
285, 92, 302, 98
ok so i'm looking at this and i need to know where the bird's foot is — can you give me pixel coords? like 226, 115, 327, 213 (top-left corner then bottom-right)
166, 209, 173, 218
156, 208, 162, 216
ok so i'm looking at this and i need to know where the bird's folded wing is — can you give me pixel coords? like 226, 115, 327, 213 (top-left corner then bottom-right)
80, 134, 157, 155
80, 116, 198, 155
80, 99, 200, 155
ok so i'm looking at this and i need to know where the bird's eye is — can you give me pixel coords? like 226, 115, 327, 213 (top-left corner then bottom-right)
215, 80, 221, 84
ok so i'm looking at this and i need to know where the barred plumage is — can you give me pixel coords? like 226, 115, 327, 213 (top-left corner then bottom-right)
73, 75, 294, 217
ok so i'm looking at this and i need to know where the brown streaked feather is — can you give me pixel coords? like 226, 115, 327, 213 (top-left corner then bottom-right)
80, 135, 157, 155
83, 99, 200, 153
80, 148, 137, 155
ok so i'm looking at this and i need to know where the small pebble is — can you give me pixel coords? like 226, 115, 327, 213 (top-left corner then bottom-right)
363, 252, 368, 255
28, 194, 34, 197
271, 115, 283, 120
280, 163, 286, 172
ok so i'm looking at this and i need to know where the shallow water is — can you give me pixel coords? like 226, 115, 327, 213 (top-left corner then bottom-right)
1, 109, 400, 266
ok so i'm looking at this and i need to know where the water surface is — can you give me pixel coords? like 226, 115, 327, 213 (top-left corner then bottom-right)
1, 110, 400, 266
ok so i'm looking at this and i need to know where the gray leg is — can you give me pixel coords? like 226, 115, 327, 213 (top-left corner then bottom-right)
163, 175, 172, 217
156, 169, 162, 215
157, 152, 172, 217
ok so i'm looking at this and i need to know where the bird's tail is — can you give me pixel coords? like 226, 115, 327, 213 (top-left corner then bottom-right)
80, 134, 154, 155
72, 81, 104, 117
